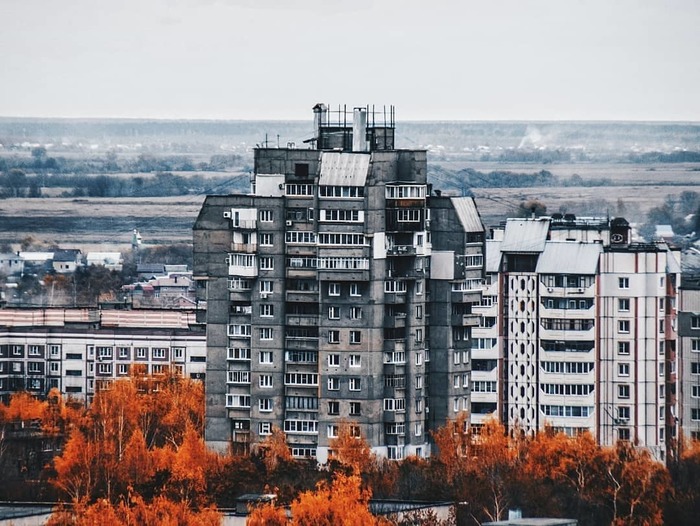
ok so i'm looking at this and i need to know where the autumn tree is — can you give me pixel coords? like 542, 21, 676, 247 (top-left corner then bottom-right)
328, 421, 375, 475
247, 500, 289, 526
605, 442, 671, 526
259, 426, 294, 473
290, 473, 380, 526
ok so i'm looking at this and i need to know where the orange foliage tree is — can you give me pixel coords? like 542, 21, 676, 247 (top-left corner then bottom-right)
328, 421, 375, 475
49, 374, 219, 523
290, 473, 382, 526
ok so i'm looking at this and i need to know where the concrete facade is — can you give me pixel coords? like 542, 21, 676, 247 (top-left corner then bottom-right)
193, 105, 485, 460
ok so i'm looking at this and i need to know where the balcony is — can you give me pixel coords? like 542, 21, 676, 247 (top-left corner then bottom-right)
285, 290, 320, 303
452, 313, 480, 327
386, 245, 416, 257
286, 314, 321, 327
230, 242, 257, 253
285, 337, 319, 351
383, 314, 407, 329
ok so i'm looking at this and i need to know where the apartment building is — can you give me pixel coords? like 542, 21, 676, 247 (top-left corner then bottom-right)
193, 104, 485, 461
0, 307, 206, 404
479, 215, 680, 461
679, 274, 700, 443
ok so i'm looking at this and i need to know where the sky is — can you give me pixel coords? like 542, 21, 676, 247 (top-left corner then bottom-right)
1, 0, 699, 122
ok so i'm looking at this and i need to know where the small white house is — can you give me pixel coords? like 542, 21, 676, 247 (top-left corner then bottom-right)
0, 253, 24, 276
86, 252, 123, 272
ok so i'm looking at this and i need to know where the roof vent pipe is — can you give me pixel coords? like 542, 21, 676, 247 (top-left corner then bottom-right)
353, 107, 368, 152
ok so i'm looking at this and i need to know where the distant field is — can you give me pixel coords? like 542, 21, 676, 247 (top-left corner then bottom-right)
0, 196, 205, 251
431, 160, 700, 226
0, 160, 698, 251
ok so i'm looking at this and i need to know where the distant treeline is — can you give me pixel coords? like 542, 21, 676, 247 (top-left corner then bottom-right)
429, 167, 613, 194
0, 148, 250, 175
0, 170, 249, 198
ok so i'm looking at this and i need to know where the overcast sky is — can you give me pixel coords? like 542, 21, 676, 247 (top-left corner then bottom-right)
1, 0, 698, 122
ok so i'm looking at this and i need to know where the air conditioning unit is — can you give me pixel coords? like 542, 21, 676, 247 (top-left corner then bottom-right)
286, 220, 293, 226
547, 287, 553, 292
577, 288, 584, 293
260, 292, 270, 299
223, 211, 232, 219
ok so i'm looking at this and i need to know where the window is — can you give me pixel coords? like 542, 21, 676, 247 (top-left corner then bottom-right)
152, 348, 166, 359
692, 385, 700, 398
351, 306, 362, 320
260, 280, 273, 293
328, 306, 340, 320
49, 362, 60, 374
228, 371, 250, 384
349, 402, 361, 416
618, 341, 630, 355
692, 316, 700, 329
259, 210, 273, 222
691, 362, 700, 375
618, 384, 630, 399
49, 345, 61, 357
259, 398, 273, 412
259, 351, 273, 364
259, 374, 273, 388
350, 331, 361, 344
618, 428, 631, 440
29, 345, 42, 356
349, 354, 361, 368
258, 422, 272, 436
619, 277, 630, 289
693, 408, 700, 421
136, 347, 148, 359
350, 283, 360, 297
618, 363, 630, 377
28, 362, 42, 373
259, 233, 273, 246
659, 362, 665, 377
229, 347, 251, 360
416, 375, 423, 389
259, 256, 274, 270
618, 320, 630, 334
328, 330, 340, 344
453, 375, 460, 388
328, 401, 340, 415
260, 304, 274, 317
692, 339, 700, 352
327, 424, 338, 438
328, 354, 340, 367
98, 363, 112, 375
659, 341, 665, 356
618, 406, 631, 420
328, 283, 340, 296
349, 378, 361, 391
259, 328, 273, 340
659, 320, 665, 334
328, 377, 339, 391
618, 298, 630, 312
416, 305, 423, 319
415, 398, 423, 413
416, 280, 423, 295
383, 398, 406, 412
118, 364, 129, 375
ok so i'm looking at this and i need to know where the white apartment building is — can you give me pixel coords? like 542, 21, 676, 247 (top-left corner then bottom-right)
0, 308, 206, 404
480, 216, 680, 461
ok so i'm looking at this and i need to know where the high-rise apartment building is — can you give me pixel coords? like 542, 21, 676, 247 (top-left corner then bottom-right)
477, 216, 680, 461
193, 104, 485, 460
678, 274, 700, 443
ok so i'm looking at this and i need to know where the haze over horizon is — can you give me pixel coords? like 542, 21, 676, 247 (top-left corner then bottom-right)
1, 0, 699, 123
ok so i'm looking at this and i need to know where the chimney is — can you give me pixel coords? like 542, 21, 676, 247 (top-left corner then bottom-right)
352, 107, 368, 152
312, 103, 327, 143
